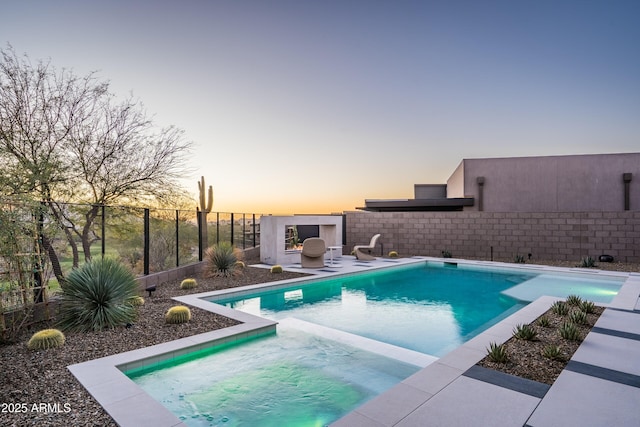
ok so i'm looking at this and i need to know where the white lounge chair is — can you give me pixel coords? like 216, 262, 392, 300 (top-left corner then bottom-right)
353, 234, 380, 261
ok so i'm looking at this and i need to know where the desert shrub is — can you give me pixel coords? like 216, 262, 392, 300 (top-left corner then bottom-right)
166, 305, 191, 324
558, 322, 582, 341
180, 278, 198, 290
388, 251, 398, 258
27, 329, 65, 350
551, 301, 569, 316
513, 323, 538, 340
204, 242, 244, 277
542, 345, 563, 360
441, 250, 452, 258
579, 300, 596, 314
565, 294, 582, 306
486, 342, 509, 363
58, 258, 138, 332
270, 265, 283, 274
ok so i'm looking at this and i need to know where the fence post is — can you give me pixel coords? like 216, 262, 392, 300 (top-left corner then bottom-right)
230, 213, 234, 246
101, 205, 106, 258
252, 214, 256, 248
242, 214, 246, 249
143, 208, 150, 275
175, 210, 179, 267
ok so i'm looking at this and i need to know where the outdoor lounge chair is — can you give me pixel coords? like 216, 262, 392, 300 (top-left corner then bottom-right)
353, 234, 380, 261
301, 238, 326, 268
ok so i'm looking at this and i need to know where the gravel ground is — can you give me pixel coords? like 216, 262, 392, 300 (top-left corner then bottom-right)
0, 258, 637, 426
478, 305, 604, 384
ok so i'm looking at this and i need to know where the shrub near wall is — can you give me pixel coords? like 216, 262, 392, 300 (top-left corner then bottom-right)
345, 211, 640, 263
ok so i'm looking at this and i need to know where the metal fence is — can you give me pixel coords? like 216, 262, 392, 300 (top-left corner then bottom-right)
0, 199, 262, 284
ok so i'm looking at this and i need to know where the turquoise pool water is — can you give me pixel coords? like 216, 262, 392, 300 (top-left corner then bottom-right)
127, 324, 420, 427
212, 263, 622, 357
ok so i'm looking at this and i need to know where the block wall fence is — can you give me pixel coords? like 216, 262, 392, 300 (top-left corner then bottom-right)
344, 211, 640, 263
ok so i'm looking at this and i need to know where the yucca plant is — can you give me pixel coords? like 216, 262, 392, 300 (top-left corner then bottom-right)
180, 278, 198, 290
558, 322, 582, 341
58, 258, 138, 332
513, 323, 538, 341
569, 309, 588, 325
27, 329, 65, 350
204, 242, 244, 277
551, 300, 569, 316
565, 294, 582, 306
486, 342, 509, 363
579, 300, 596, 314
542, 345, 563, 361
537, 316, 551, 328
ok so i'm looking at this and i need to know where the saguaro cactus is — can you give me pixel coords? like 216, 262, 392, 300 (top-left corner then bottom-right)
198, 176, 214, 250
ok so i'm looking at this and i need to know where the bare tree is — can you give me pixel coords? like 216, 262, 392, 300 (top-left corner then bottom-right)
0, 45, 192, 278
63, 93, 192, 264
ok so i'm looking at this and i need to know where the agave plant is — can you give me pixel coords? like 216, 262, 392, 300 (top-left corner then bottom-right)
486, 342, 509, 363
558, 322, 582, 341
513, 323, 538, 341
537, 316, 551, 328
58, 258, 139, 332
569, 309, 588, 325
579, 300, 596, 314
551, 300, 569, 316
565, 294, 583, 306
580, 256, 596, 268
204, 242, 244, 277
542, 345, 563, 361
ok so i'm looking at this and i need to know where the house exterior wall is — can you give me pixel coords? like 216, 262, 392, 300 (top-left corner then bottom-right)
459, 153, 640, 212
345, 210, 640, 263
446, 160, 465, 198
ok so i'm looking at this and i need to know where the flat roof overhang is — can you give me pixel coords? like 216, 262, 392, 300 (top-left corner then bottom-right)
358, 198, 475, 212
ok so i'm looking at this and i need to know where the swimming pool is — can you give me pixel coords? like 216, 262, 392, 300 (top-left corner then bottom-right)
209, 262, 623, 356
127, 324, 421, 426
125, 260, 625, 426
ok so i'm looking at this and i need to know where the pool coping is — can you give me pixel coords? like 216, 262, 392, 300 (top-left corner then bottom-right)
67, 258, 640, 427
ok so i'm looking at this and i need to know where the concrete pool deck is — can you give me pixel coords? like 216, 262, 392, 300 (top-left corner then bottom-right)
68, 256, 640, 426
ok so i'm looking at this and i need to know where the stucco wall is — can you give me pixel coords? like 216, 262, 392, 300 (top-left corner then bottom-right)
345, 210, 640, 263
460, 153, 640, 212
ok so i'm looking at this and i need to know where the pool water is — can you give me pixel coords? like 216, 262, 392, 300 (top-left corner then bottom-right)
127, 324, 420, 427
214, 263, 532, 356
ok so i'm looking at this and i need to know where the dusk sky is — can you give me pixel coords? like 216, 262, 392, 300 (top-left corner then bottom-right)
3, 1, 639, 214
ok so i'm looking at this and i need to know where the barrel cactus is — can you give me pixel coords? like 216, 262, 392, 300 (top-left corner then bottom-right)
27, 329, 65, 350
127, 296, 145, 307
270, 265, 283, 274
166, 305, 191, 324
180, 278, 198, 290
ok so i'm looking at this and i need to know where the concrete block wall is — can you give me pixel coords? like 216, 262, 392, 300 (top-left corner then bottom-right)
345, 211, 640, 263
